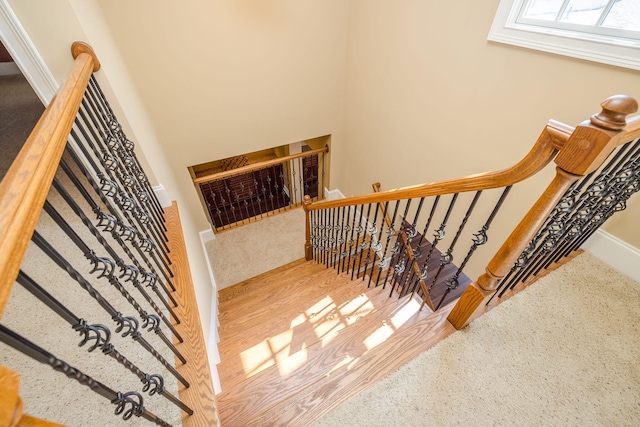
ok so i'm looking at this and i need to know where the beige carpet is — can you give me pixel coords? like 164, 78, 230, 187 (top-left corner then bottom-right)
205, 208, 306, 289
0, 73, 44, 180
314, 252, 640, 427
1, 75, 181, 425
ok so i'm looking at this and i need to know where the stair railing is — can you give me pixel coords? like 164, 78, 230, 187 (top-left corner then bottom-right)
192, 145, 328, 232
0, 42, 218, 426
304, 95, 639, 322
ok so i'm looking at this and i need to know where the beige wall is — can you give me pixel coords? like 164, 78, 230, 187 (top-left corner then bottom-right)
8, 0, 638, 300
340, 0, 640, 256
93, 0, 350, 232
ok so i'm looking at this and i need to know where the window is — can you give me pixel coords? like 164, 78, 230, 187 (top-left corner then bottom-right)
488, 0, 640, 70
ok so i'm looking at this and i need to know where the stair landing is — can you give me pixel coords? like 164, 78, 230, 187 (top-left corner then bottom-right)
216, 259, 457, 426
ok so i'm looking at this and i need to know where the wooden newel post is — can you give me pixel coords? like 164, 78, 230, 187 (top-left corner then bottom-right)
303, 195, 313, 261
1, 365, 66, 427
447, 95, 638, 330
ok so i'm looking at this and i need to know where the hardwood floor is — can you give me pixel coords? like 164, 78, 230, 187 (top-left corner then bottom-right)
216, 259, 456, 426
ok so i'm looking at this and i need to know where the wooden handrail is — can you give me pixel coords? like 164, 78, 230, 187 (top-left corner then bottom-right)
0, 42, 99, 319
448, 94, 639, 329
192, 145, 329, 184
305, 121, 563, 211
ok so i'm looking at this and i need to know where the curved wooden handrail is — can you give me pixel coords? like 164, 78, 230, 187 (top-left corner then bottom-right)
0, 42, 100, 318
192, 145, 329, 184
306, 122, 565, 211
448, 95, 639, 329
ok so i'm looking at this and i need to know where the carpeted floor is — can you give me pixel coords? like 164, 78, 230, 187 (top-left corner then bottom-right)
314, 251, 640, 427
0, 73, 44, 180
1, 73, 181, 426
205, 208, 305, 289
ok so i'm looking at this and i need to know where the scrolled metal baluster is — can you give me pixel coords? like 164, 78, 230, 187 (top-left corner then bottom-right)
62, 150, 173, 300
29, 231, 188, 387
88, 76, 166, 216
354, 203, 372, 280
376, 200, 401, 289
370, 201, 391, 287
364, 203, 383, 286
427, 192, 481, 299
85, 80, 167, 233
0, 325, 174, 426
421, 194, 457, 292
75, 109, 170, 264
15, 272, 190, 413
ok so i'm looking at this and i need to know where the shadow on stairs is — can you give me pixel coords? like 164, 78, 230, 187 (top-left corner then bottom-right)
216, 258, 458, 426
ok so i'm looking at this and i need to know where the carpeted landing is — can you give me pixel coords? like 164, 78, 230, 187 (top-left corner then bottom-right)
314, 251, 640, 427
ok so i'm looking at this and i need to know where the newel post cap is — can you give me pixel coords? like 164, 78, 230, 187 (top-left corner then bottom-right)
303, 195, 313, 211
590, 95, 638, 131
71, 41, 101, 72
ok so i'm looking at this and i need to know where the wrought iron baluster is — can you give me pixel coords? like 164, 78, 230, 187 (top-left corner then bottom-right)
224, 182, 237, 225
364, 203, 383, 287
88, 76, 166, 223
46, 190, 183, 339
331, 207, 345, 268
437, 187, 511, 310
428, 192, 480, 300
548, 140, 640, 267
70, 123, 174, 285
267, 171, 275, 213
61, 151, 176, 301
291, 160, 298, 205
389, 199, 413, 294
398, 197, 426, 296
298, 157, 305, 203
30, 231, 189, 388
381, 200, 404, 291
15, 271, 192, 414
75, 106, 171, 268
252, 173, 263, 216
326, 207, 337, 268
321, 208, 330, 265
354, 203, 372, 281
367, 202, 389, 287
209, 187, 224, 232
340, 205, 355, 273
0, 325, 173, 426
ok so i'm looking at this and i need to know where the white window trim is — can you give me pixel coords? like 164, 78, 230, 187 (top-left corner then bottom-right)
488, 0, 640, 71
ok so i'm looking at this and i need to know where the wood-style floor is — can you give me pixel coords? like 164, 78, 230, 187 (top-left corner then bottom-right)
216, 259, 458, 426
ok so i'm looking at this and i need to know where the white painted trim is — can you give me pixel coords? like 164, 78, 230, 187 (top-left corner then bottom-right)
489, 0, 640, 71
0, 0, 58, 102
582, 229, 640, 283
324, 187, 346, 201
199, 228, 222, 394
152, 184, 172, 208
0, 61, 19, 75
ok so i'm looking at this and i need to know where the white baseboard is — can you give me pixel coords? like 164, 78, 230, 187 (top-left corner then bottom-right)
152, 184, 172, 208
199, 227, 222, 394
324, 187, 345, 201
582, 229, 640, 283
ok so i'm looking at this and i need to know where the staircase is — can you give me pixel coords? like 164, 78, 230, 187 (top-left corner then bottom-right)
216, 258, 457, 426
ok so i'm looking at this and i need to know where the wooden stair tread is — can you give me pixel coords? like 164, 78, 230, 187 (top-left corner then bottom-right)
217, 287, 431, 426
217, 270, 375, 363
245, 302, 457, 427
218, 261, 330, 325
218, 258, 315, 308
219, 265, 360, 338
217, 279, 409, 391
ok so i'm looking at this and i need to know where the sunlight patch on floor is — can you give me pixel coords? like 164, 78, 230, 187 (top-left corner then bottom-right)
240, 340, 277, 377
390, 297, 420, 329
363, 322, 394, 350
